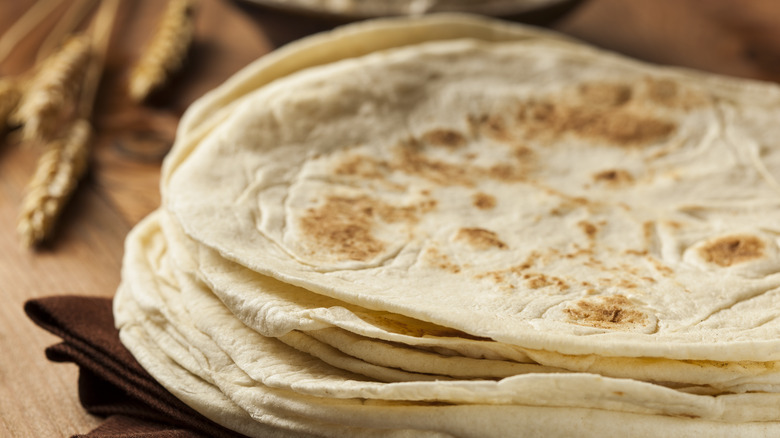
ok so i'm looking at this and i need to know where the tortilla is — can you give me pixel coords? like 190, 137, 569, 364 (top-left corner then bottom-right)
160, 208, 780, 391
165, 15, 780, 362
116, 213, 780, 429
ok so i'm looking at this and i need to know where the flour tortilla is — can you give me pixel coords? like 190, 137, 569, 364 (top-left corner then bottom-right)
155, 209, 569, 380
244, 0, 572, 18
161, 15, 574, 194
159, 208, 780, 391
115, 309, 780, 438
165, 15, 780, 362
116, 213, 780, 427
160, 209, 536, 363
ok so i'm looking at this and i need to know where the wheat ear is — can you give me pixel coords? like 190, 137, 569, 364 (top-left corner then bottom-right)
129, 0, 195, 102
13, 34, 93, 141
17, 118, 92, 247
0, 77, 22, 131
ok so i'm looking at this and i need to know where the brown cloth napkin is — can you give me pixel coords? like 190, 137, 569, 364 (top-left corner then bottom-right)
24, 296, 249, 438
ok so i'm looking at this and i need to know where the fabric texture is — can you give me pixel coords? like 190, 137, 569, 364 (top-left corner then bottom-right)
24, 296, 247, 438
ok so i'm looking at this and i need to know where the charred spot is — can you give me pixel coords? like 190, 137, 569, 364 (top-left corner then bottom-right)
333, 154, 388, 179
421, 129, 467, 148
470, 113, 512, 141
578, 82, 633, 107
455, 227, 508, 250
644, 77, 707, 109
700, 235, 766, 267
564, 295, 647, 329
299, 196, 422, 262
593, 169, 634, 186
578, 221, 599, 239
472, 192, 497, 210
487, 163, 525, 182
523, 272, 569, 291
424, 247, 461, 273
393, 142, 475, 186
519, 98, 676, 147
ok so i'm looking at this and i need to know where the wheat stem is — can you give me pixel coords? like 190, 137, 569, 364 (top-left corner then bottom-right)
17, 118, 92, 247
128, 0, 195, 102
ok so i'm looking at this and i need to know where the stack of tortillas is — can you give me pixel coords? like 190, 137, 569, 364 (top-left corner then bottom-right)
114, 14, 780, 437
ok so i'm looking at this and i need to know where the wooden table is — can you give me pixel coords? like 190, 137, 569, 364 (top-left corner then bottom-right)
1, 0, 779, 436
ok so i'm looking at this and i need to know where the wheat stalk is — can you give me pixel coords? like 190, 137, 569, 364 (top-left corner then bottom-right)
0, 77, 22, 131
13, 34, 93, 141
129, 0, 195, 102
17, 118, 92, 247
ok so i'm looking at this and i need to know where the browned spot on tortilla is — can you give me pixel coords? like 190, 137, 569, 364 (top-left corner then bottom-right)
394, 140, 475, 186
645, 77, 708, 109
523, 273, 569, 291
578, 221, 598, 239
471, 114, 512, 141
423, 247, 461, 273
564, 295, 647, 329
514, 145, 534, 159
299, 196, 423, 262
421, 129, 467, 148
646, 78, 679, 105
700, 235, 766, 267
650, 257, 674, 276
455, 228, 507, 250
519, 98, 676, 146
578, 82, 633, 107
488, 163, 526, 182
593, 169, 634, 186
333, 154, 388, 179
617, 279, 638, 289
643, 221, 656, 249
473, 192, 497, 210
353, 311, 488, 340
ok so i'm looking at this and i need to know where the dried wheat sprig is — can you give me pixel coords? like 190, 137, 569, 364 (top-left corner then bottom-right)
128, 0, 195, 102
17, 118, 92, 247
0, 77, 22, 131
13, 34, 93, 141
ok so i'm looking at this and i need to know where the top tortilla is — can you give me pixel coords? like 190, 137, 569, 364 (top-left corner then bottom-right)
165, 15, 780, 361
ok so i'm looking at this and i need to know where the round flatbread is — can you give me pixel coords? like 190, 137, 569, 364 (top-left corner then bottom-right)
165, 15, 780, 362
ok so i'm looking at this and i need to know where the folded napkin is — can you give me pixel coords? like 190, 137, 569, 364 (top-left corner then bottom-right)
24, 296, 248, 438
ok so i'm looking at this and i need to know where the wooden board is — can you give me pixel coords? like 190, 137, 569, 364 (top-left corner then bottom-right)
2, 0, 780, 436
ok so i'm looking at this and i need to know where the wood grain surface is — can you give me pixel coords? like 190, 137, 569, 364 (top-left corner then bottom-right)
1, 0, 779, 436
